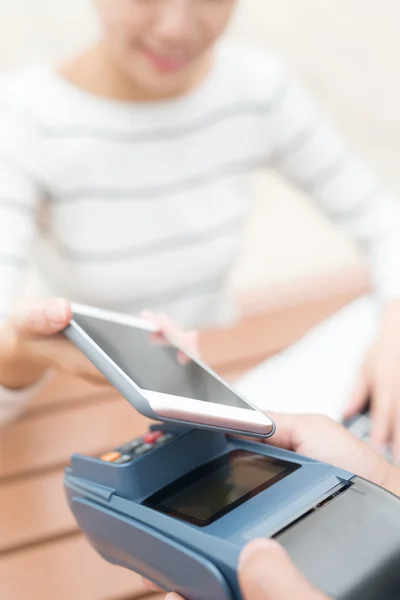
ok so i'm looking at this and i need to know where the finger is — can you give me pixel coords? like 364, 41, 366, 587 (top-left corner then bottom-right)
177, 350, 190, 365
145, 312, 177, 342
261, 412, 308, 452
143, 312, 189, 347
12, 298, 72, 337
393, 416, 400, 463
239, 539, 327, 600
166, 594, 185, 600
141, 310, 170, 338
185, 330, 199, 355
150, 333, 168, 346
143, 309, 172, 345
391, 385, 400, 461
141, 578, 164, 592
370, 384, 393, 451
145, 311, 198, 361
143, 311, 173, 333
175, 330, 198, 364
177, 332, 198, 364
264, 412, 343, 459
342, 369, 370, 420
150, 332, 190, 365
23, 336, 107, 383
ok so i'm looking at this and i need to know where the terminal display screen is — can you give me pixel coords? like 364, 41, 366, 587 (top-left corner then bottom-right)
145, 450, 300, 526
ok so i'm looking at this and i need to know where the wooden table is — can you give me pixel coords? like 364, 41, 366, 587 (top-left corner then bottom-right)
0, 269, 368, 600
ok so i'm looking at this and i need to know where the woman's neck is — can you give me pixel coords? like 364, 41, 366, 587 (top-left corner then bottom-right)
58, 41, 213, 103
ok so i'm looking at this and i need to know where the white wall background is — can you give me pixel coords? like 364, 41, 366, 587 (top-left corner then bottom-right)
0, 0, 399, 293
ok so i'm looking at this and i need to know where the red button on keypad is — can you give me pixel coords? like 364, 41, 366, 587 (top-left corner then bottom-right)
144, 431, 164, 444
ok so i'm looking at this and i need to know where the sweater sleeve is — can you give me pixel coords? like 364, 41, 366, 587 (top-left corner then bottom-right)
266, 66, 400, 299
0, 109, 49, 425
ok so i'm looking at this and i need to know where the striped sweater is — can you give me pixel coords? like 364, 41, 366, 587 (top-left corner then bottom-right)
0, 43, 399, 421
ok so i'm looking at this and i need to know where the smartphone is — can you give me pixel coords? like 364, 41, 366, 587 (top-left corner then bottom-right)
64, 304, 275, 438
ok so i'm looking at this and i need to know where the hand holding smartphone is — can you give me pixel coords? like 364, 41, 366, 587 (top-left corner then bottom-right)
64, 304, 275, 438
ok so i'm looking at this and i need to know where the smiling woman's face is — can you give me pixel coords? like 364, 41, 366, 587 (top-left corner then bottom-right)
95, 0, 237, 96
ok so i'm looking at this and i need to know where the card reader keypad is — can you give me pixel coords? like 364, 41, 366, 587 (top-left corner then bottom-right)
100, 430, 176, 464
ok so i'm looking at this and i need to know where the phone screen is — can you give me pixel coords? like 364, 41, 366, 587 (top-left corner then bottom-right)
73, 313, 254, 411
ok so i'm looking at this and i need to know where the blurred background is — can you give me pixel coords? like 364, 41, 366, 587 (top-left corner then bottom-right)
1, 0, 399, 297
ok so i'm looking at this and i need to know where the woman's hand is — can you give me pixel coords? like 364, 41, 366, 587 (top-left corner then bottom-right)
0, 298, 199, 390
0, 297, 84, 389
343, 299, 400, 460
267, 412, 400, 496
141, 310, 199, 365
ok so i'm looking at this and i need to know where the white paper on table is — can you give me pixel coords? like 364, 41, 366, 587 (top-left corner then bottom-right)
234, 295, 379, 422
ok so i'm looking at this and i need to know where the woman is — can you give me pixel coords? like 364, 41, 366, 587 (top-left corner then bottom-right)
0, 0, 399, 453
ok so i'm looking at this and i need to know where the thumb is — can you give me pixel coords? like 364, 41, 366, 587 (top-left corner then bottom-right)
11, 298, 72, 337
185, 330, 199, 355
342, 368, 370, 420
239, 539, 328, 600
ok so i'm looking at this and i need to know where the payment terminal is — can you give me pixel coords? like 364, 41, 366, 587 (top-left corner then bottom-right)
65, 419, 400, 600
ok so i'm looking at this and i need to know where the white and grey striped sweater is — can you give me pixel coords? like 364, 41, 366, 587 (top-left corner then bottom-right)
0, 44, 399, 420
